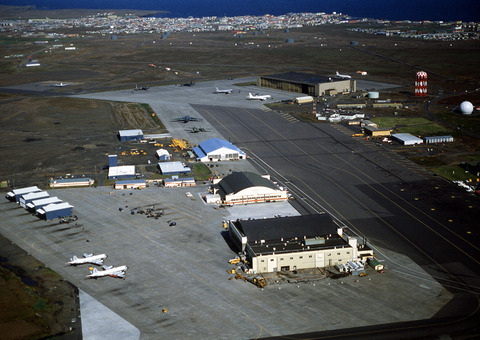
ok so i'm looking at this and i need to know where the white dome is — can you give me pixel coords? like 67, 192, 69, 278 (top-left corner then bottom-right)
459, 101, 474, 115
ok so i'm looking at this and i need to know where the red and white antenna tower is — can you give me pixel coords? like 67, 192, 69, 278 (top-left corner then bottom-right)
415, 71, 427, 97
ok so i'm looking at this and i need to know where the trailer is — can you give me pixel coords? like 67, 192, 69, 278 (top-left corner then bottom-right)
294, 96, 314, 105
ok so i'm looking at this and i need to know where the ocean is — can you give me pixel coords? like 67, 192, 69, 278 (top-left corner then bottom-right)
0, 0, 479, 22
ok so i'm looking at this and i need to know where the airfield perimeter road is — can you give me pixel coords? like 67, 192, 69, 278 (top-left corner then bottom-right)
2, 78, 479, 339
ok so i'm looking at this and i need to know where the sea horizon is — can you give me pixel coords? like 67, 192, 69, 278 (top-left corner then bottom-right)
0, 0, 479, 22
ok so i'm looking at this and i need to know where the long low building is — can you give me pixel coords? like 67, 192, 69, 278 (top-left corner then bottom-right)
258, 72, 356, 97
26, 196, 63, 212
19, 191, 49, 208
216, 172, 288, 205
6, 186, 42, 202
229, 214, 362, 274
37, 202, 74, 220
158, 162, 192, 175
392, 133, 423, 145
119, 129, 143, 142
114, 179, 147, 190
49, 178, 94, 188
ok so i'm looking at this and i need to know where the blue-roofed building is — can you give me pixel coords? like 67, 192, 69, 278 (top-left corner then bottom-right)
119, 129, 143, 142
108, 154, 118, 167
193, 138, 246, 162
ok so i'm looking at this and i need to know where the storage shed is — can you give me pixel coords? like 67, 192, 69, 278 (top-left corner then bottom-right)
49, 178, 94, 188
19, 191, 49, 208
424, 135, 454, 144
119, 129, 143, 142
37, 202, 73, 220
163, 177, 196, 188
6, 186, 42, 202
26, 196, 62, 212
156, 149, 171, 161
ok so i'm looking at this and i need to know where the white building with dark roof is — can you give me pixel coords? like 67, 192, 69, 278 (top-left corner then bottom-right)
193, 138, 246, 162
229, 214, 366, 274
216, 172, 287, 205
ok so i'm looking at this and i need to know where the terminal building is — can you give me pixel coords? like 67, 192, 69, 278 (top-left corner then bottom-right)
229, 214, 363, 274
215, 172, 288, 205
257, 72, 356, 97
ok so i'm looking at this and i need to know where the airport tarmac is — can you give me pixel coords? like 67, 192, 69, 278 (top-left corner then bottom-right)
2, 77, 478, 338
0, 185, 453, 339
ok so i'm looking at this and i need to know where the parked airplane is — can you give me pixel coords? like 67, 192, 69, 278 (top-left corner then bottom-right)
134, 84, 149, 91
248, 93, 271, 101
335, 71, 351, 79
186, 126, 209, 133
173, 115, 203, 123
214, 87, 233, 94
87, 265, 128, 279
52, 82, 70, 87
68, 253, 107, 266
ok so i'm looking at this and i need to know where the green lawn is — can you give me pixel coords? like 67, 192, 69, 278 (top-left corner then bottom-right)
371, 117, 454, 136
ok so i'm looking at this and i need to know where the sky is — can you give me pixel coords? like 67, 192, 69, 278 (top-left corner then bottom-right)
0, 0, 479, 21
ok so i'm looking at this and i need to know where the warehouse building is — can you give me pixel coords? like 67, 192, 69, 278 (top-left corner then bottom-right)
158, 162, 192, 175
119, 129, 143, 142
108, 165, 136, 180
392, 133, 423, 145
257, 72, 356, 97
6, 186, 42, 202
19, 191, 49, 209
215, 172, 287, 205
193, 138, 246, 162
37, 202, 74, 220
26, 196, 63, 212
114, 179, 147, 190
229, 214, 359, 274
364, 126, 393, 137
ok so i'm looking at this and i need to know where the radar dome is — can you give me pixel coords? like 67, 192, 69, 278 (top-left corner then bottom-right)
459, 101, 474, 115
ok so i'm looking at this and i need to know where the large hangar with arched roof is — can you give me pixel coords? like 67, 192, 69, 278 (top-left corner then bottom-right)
215, 171, 288, 205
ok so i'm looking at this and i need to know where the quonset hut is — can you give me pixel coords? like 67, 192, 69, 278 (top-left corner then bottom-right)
229, 214, 360, 274
216, 172, 287, 205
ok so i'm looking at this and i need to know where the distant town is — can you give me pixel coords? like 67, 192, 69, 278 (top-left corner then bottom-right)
1, 11, 479, 41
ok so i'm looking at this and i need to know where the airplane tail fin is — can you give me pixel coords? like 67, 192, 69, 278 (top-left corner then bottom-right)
336, 71, 339, 75
71, 255, 78, 261
90, 267, 98, 274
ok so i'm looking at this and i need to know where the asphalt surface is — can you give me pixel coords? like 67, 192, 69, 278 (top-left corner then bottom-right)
1, 77, 479, 339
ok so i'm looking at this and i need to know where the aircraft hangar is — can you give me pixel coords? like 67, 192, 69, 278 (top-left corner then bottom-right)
229, 214, 366, 274
257, 72, 356, 96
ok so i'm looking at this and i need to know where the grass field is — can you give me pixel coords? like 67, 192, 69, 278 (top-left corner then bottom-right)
371, 117, 455, 136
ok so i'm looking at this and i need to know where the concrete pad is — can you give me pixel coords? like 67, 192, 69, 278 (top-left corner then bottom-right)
79, 289, 140, 340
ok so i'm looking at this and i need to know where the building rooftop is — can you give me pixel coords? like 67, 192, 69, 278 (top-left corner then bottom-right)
119, 129, 143, 137
261, 72, 343, 84
219, 172, 278, 195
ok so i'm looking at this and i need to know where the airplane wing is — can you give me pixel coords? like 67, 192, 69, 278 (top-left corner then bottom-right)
112, 270, 126, 278
91, 258, 105, 265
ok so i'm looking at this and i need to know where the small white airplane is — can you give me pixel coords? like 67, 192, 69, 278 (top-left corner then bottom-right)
68, 253, 107, 266
52, 82, 71, 87
248, 93, 272, 101
215, 87, 233, 94
335, 71, 351, 79
87, 265, 128, 279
